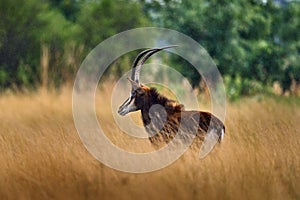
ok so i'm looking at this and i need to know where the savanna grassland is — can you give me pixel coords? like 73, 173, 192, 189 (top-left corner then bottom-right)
0, 85, 299, 200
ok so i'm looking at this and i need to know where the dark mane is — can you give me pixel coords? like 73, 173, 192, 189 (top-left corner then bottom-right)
149, 87, 184, 113
149, 87, 168, 105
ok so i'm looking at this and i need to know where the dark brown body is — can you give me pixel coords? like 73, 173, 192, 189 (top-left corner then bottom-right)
138, 87, 225, 145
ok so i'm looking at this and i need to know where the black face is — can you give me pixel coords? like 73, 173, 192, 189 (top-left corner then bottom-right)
117, 86, 149, 116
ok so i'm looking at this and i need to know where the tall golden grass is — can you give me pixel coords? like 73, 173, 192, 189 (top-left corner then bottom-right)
0, 85, 299, 200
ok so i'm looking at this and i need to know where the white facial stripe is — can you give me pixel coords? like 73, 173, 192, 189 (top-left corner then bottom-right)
127, 98, 136, 110
120, 93, 134, 108
123, 95, 132, 106
118, 94, 137, 116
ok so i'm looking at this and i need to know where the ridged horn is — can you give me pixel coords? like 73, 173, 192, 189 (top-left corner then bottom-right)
130, 45, 178, 84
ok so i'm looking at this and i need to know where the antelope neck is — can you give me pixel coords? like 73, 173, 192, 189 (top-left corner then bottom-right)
141, 88, 169, 126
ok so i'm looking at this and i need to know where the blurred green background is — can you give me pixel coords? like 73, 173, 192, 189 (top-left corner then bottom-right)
0, 0, 299, 100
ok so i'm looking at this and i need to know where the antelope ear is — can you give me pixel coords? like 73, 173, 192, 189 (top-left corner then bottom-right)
127, 77, 140, 90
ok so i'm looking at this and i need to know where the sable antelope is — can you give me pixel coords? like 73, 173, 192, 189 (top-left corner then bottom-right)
118, 46, 225, 147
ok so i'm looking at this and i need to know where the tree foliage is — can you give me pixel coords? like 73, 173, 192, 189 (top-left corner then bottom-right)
0, 0, 149, 90
141, 0, 300, 98
0, 0, 299, 98
0, 0, 44, 88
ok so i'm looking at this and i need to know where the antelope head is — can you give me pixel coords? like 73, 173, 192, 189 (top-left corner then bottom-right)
118, 45, 177, 116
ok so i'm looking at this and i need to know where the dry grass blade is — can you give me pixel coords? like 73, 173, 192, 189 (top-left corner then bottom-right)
0, 86, 299, 200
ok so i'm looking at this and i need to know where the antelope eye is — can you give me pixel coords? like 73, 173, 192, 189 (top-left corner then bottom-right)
131, 91, 136, 97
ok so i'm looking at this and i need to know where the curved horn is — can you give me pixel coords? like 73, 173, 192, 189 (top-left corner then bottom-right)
130, 48, 156, 82
131, 45, 178, 84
